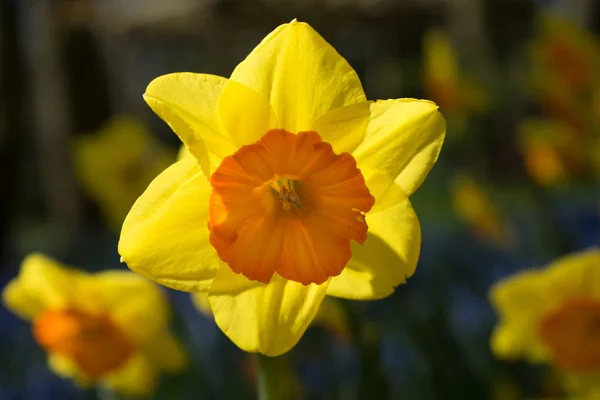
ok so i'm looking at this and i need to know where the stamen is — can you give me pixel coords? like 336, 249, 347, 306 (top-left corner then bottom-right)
274, 179, 303, 210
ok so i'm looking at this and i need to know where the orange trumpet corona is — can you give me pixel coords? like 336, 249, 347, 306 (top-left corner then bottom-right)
208, 129, 375, 285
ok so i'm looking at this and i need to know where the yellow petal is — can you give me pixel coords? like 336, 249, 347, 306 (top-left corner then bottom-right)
143, 73, 236, 176
208, 266, 328, 356
230, 20, 366, 133
424, 30, 459, 85
2, 254, 86, 320
543, 248, 600, 298
311, 102, 371, 154
143, 330, 188, 373
489, 269, 556, 362
217, 79, 279, 146
119, 156, 222, 292
47, 353, 92, 387
327, 194, 420, 300
490, 269, 555, 321
353, 99, 446, 197
177, 144, 191, 161
191, 291, 213, 316
102, 353, 158, 398
86, 271, 169, 344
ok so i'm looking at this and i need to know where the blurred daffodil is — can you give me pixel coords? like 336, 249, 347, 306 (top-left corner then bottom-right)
450, 173, 514, 246
528, 15, 600, 133
517, 118, 584, 187
2, 254, 186, 397
423, 30, 486, 134
119, 20, 445, 356
73, 115, 175, 231
529, 67, 587, 131
531, 15, 600, 95
490, 249, 600, 397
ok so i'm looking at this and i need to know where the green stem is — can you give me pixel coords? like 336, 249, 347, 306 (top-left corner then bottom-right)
96, 386, 119, 400
257, 354, 302, 400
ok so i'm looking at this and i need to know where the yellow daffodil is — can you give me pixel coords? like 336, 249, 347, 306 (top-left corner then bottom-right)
2, 253, 186, 397
531, 15, 600, 95
490, 249, 600, 397
423, 30, 485, 133
73, 115, 175, 231
119, 20, 445, 356
450, 172, 514, 246
528, 15, 600, 132
517, 118, 583, 187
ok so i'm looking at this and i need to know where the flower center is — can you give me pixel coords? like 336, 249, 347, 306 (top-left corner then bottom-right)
271, 179, 303, 211
208, 129, 375, 285
538, 297, 600, 372
33, 308, 134, 379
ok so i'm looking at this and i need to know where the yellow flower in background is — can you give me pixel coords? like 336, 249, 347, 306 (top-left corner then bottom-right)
73, 115, 175, 231
528, 15, 600, 133
517, 118, 584, 187
2, 254, 186, 397
423, 30, 486, 133
450, 173, 514, 247
119, 20, 445, 356
529, 66, 587, 131
490, 249, 600, 397
531, 15, 600, 94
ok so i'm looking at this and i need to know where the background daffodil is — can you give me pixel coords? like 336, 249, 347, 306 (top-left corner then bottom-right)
73, 115, 175, 232
423, 29, 486, 135
490, 249, 600, 397
2, 253, 187, 397
450, 172, 515, 247
119, 20, 446, 356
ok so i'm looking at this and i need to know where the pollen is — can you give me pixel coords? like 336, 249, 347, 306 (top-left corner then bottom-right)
208, 129, 375, 285
273, 180, 303, 211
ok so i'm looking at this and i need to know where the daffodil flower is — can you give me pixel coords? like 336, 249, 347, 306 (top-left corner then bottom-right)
450, 172, 514, 247
2, 254, 186, 397
423, 30, 485, 134
490, 249, 600, 396
527, 15, 600, 131
73, 115, 175, 231
119, 20, 445, 356
531, 15, 600, 94
517, 118, 583, 187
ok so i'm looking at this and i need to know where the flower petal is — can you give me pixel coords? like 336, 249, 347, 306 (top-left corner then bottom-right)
102, 353, 158, 398
2, 254, 86, 320
119, 156, 222, 292
489, 269, 556, 362
143, 331, 188, 373
230, 20, 366, 133
191, 292, 212, 316
311, 102, 371, 154
353, 99, 446, 197
327, 194, 421, 300
86, 271, 169, 345
217, 80, 279, 146
143, 73, 236, 175
208, 266, 328, 356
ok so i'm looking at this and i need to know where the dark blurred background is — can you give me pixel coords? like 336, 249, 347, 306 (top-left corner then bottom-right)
1, 0, 600, 399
